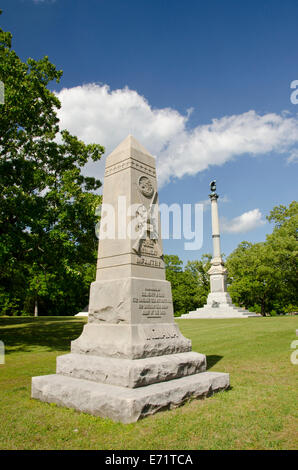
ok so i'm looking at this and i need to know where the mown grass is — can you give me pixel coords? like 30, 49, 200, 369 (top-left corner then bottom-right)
0, 316, 297, 450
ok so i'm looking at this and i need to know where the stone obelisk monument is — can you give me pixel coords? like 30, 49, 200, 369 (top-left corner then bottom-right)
32, 137, 229, 423
182, 181, 259, 319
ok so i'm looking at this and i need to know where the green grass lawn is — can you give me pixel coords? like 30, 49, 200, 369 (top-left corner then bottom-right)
0, 316, 297, 450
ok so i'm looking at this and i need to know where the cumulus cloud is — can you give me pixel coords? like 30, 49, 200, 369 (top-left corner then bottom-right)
221, 209, 266, 234
55, 83, 298, 186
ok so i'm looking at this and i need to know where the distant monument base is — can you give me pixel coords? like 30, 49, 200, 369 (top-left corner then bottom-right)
74, 305, 89, 317
181, 292, 260, 319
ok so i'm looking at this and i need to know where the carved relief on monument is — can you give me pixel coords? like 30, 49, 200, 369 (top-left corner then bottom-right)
105, 157, 156, 178
132, 174, 162, 259
138, 175, 154, 198
140, 238, 158, 256
144, 326, 179, 341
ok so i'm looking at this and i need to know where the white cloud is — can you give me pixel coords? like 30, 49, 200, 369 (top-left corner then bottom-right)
55, 83, 298, 186
221, 209, 266, 234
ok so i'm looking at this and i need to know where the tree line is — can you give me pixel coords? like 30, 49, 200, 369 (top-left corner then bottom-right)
0, 14, 103, 316
1, 17, 297, 316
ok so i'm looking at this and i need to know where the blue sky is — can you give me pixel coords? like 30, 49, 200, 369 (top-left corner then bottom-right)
1, 0, 298, 263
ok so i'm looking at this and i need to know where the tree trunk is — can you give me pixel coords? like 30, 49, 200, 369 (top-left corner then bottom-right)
261, 300, 266, 316
34, 299, 38, 317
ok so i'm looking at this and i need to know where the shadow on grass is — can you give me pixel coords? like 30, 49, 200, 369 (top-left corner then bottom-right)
206, 355, 223, 370
0, 317, 86, 354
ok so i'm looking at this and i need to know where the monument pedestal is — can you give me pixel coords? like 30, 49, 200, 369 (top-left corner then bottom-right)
181, 267, 259, 318
181, 299, 260, 319
31, 136, 229, 422
72, 277, 192, 358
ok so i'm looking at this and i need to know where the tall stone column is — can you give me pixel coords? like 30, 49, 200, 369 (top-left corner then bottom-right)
181, 181, 259, 318
210, 193, 221, 262
207, 183, 228, 301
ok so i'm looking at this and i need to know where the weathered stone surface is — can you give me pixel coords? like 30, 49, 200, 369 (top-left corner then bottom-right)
31, 371, 229, 423
88, 277, 175, 324
71, 323, 191, 359
206, 292, 233, 305
95, 135, 165, 282
57, 351, 206, 388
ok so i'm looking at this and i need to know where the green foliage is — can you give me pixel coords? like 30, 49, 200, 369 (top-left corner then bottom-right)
185, 254, 211, 307
226, 201, 298, 315
164, 254, 211, 316
164, 201, 297, 317
0, 17, 104, 315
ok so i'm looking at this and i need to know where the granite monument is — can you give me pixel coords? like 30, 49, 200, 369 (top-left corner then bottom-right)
31, 136, 229, 422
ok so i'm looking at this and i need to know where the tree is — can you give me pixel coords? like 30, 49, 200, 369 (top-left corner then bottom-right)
163, 255, 190, 316
266, 201, 298, 230
265, 201, 298, 312
226, 201, 298, 315
163, 254, 183, 274
0, 15, 104, 315
184, 254, 211, 308
226, 242, 278, 315
164, 254, 211, 316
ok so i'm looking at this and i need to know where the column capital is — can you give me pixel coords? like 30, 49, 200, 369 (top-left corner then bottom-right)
209, 192, 218, 201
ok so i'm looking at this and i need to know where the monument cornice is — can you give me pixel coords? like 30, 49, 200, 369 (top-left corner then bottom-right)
105, 156, 156, 178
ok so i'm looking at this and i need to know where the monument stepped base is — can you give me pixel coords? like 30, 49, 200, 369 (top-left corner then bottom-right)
56, 351, 207, 388
181, 292, 260, 319
31, 371, 229, 423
